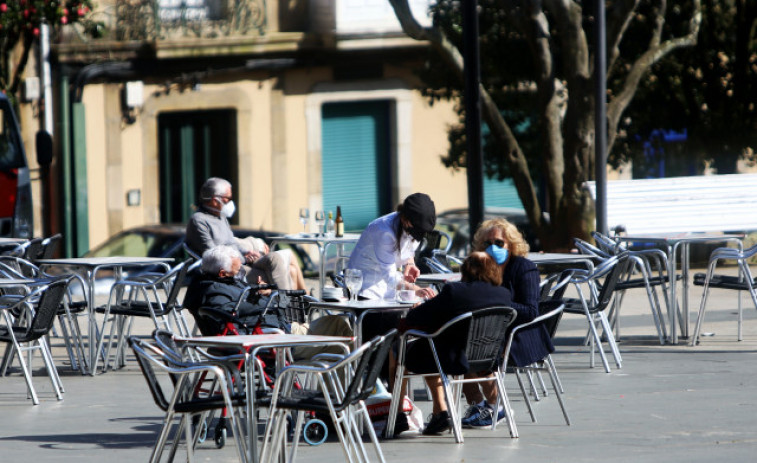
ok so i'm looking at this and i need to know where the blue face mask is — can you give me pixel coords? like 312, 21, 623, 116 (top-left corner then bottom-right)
486, 244, 509, 265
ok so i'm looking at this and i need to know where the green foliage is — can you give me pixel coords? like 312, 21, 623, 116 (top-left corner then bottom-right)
0, 0, 94, 94
616, 0, 757, 176
420, 0, 543, 183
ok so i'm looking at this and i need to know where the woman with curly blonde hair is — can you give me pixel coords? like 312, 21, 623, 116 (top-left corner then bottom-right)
460, 217, 553, 428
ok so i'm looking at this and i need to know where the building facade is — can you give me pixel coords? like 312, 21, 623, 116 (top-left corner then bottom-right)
16, 0, 488, 256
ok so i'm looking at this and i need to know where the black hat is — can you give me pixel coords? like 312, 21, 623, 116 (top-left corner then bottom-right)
403, 193, 436, 233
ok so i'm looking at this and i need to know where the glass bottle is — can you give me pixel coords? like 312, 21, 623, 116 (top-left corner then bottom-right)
326, 211, 335, 238
335, 206, 344, 238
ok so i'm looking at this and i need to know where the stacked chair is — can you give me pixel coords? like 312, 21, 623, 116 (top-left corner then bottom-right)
0, 277, 71, 404
0, 250, 90, 374
561, 254, 626, 372
691, 243, 757, 345
95, 258, 193, 372
575, 234, 669, 344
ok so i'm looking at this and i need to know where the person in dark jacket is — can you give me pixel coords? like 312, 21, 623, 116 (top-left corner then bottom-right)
459, 217, 555, 428
395, 252, 512, 435
183, 245, 289, 335
184, 245, 353, 359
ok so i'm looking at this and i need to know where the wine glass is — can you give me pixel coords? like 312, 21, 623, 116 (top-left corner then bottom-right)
344, 268, 363, 302
299, 208, 310, 233
314, 210, 325, 236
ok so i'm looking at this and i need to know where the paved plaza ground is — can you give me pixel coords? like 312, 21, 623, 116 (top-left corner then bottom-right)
3, 268, 757, 462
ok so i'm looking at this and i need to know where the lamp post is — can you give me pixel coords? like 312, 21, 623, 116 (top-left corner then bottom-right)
463, 0, 484, 244
594, 0, 608, 235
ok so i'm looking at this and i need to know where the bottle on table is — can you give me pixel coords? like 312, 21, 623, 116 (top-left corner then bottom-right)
335, 206, 344, 238
326, 211, 336, 238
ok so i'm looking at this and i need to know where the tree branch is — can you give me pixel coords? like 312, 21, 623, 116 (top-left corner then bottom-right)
388, 0, 544, 231
606, 0, 702, 152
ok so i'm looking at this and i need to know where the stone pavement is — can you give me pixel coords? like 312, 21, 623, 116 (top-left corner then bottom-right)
2, 267, 757, 462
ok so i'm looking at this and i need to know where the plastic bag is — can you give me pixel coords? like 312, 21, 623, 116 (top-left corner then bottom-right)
366, 380, 424, 434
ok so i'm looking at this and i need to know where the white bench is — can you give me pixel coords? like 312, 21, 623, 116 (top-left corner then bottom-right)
585, 173, 757, 235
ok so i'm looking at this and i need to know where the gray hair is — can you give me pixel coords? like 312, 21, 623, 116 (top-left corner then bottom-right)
201, 245, 242, 275
200, 177, 232, 202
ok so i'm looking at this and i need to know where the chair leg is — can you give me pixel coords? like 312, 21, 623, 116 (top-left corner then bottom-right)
639, 267, 666, 345
440, 372, 463, 443
514, 369, 536, 423
544, 361, 571, 425
13, 340, 39, 405
39, 337, 64, 398
738, 260, 757, 342
545, 354, 565, 394
598, 312, 622, 369
355, 400, 386, 463
691, 260, 718, 346
494, 373, 518, 438
586, 311, 611, 372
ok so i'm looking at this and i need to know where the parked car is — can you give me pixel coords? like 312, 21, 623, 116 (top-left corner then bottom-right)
435, 207, 546, 257
79, 224, 316, 294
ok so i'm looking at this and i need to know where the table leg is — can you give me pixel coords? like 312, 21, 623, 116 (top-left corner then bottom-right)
318, 244, 327, 299
385, 338, 407, 439
86, 270, 96, 375
667, 245, 677, 344
246, 351, 257, 463
681, 243, 691, 339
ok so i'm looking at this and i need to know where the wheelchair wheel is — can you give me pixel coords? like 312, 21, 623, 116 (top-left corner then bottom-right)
303, 418, 328, 446
214, 419, 227, 449
196, 419, 208, 443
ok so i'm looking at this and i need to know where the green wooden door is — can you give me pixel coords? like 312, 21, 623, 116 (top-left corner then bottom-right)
158, 110, 237, 224
321, 101, 392, 231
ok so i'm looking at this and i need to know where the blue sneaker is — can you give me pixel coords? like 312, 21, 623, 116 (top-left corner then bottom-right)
461, 403, 486, 428
467, 406, 506, 428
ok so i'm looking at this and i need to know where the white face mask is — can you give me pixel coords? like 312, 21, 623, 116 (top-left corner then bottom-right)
220, 200, 236, 219
397, 231, 419, 264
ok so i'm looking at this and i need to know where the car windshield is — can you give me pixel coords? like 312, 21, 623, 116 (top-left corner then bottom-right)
87, 231, 179, 258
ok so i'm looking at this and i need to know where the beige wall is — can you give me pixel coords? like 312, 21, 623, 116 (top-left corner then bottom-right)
74, 66, 470, 249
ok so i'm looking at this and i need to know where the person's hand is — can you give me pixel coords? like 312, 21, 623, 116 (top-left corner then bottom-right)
255, 275, 272, 296
404, 263, 421, 283
415, 286, 436, 301
244, 250, 262, 264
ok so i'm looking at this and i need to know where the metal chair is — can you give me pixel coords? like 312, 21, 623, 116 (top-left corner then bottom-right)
260, 330, 396, 463
95, 259, 192, 372
0, 259, 91, 373
506, 300, 570, 426
128, 336, 248, 463
38, 233, 62, 260
0, 277, 71, 404
691, 243, 757, 345
562, 254, 626, 373
575, 236, 668, 344
386, 306, 519, 442
416, 230, 455, 274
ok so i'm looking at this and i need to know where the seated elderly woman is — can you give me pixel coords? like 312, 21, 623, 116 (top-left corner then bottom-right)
391, 251, 512, 436
184, 245, 352, 356
459, 217, 555, 429
183, 245, 289, 334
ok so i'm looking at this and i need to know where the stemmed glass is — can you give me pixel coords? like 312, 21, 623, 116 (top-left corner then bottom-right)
344, 268, 363, 302
299, 208, 310, 233
314, 210, 325, 236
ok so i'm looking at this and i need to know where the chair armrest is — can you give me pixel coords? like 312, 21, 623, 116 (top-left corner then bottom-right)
401, 311, 473, 343
509, 305, 564, 336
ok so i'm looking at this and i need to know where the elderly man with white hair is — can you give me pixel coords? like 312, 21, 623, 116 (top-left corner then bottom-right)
183, 245, 288, 333
185, 177, 306, 290
184, 245, 352, 354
